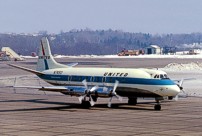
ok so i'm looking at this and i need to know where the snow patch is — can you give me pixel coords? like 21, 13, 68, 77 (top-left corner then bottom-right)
163, 62, 202, 71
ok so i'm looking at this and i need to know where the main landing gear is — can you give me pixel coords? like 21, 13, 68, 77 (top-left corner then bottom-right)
80, 95, 98, 108
128, 97, 161, 110
81, 100, 91, 108
128, 97, 137, 105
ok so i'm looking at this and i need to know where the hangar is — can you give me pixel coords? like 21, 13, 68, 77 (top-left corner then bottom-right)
145, 45, 163, 55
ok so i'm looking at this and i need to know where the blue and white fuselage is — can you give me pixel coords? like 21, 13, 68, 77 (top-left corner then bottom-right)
39, 67, 179, 98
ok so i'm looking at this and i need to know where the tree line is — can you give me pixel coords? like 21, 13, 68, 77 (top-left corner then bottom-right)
0, 29, 202, 55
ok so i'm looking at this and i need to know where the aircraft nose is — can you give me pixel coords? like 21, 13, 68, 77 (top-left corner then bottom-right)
171, 85, 181, 95
165, 85, 181, 96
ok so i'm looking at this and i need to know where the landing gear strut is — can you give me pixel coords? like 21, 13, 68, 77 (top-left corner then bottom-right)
154, 99, 161, 111
128, 97, 137, 105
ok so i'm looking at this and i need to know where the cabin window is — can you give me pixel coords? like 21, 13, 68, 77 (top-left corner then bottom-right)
154, 74, 169, 79
106, 77, 116, 83
78, 76, 82, 81
94, 77, 103, 82
102, 77, 106, 83
68, 76, 71, 81
90, 77, 94, 82
71, 76, 78, 81
164, 74, 169, 79
85, 76, 91, 82
120, 77, 126, 83
94, 77, 98, 82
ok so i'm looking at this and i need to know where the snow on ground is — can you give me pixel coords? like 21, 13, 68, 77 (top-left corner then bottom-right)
162, 62, 202, 71
22, 54, 202, 59
160, 62, 202, 97
61, 54, 202, 59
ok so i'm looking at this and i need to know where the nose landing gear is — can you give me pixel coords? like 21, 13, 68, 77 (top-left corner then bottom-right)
154, 98, 162, 111
154, 104, 161, 111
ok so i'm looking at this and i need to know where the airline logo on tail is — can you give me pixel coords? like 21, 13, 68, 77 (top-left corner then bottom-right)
40, 40, 49, 70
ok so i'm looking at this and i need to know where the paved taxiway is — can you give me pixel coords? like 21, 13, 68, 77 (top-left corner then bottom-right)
0, 58, 202, 136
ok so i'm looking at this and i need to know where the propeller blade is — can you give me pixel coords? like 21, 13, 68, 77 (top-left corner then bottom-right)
112, 80, 119, 93
90, 85, 98, 92
115, 94, 123, 102
181, 89, 186, 94
174, 95, 178, 101
82, 79, 88, 89
78, 95, 86, 103
89, 95, 95, 106
107, 97, 113, 107
179, 79, 184, 88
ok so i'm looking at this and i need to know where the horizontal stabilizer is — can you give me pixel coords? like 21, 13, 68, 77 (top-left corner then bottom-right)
67, 62, 78, 67
8, 64, 44, 76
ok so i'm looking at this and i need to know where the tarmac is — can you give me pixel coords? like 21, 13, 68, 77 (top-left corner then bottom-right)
0, 58, 202, 136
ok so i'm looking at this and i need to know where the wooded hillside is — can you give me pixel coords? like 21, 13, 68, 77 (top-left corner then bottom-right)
1, 29, 202, 55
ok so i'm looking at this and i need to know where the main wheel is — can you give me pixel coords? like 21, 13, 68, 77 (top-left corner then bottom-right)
168, 96, 173, 100
128, 97, 137, 105
154, 104, 161, 111
81, 101, 91, 108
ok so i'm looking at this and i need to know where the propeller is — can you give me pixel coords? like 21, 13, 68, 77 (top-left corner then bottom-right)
78, 79, 98, 106
108, 80, 122, 107
174, 78, 197, 100
174, 78, 186, 101
178, 78, 184, 90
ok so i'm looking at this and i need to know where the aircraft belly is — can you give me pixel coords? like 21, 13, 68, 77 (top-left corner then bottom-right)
43, 80, 168, 98
116, 87, 160, 97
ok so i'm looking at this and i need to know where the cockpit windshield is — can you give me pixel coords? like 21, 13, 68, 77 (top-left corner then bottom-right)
154, 74, 169, 79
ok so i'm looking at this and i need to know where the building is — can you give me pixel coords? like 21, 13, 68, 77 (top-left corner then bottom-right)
188, 49, 201, 55
145, 45, 163, 55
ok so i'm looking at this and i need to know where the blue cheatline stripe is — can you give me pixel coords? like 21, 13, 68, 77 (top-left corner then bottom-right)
39, 74, 176, 86
44, 59, 49, 70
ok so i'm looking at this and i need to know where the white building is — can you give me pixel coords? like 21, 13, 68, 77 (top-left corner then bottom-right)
145, 45, 163, 55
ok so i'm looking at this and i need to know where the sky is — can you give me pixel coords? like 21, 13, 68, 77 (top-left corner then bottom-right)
0, 0, 202, 34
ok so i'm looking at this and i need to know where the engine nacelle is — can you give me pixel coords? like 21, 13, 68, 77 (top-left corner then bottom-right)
61, 86, 112, 98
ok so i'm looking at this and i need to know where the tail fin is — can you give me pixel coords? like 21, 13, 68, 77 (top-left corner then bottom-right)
36, 37, 68, 71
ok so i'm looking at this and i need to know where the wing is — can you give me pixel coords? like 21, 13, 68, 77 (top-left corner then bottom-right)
13, 85, 111, 97
14, 85, 68, 92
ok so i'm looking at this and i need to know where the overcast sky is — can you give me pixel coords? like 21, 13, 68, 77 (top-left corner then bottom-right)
0, 0, 202, 34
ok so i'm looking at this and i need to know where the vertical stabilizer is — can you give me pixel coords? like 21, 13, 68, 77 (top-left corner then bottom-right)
36, 37, 68, 71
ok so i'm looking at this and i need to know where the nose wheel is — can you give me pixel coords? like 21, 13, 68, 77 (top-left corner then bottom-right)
154, 104, 161, 111
154, 98, 162, 111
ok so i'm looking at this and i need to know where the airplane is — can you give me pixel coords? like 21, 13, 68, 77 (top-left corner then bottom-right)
8, 37, 181, 111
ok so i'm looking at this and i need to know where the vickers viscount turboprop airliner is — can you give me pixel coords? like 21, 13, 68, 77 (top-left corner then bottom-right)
9, 37, 181, 110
